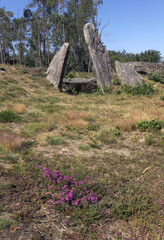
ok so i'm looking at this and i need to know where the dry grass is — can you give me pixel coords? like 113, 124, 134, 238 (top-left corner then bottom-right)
0, 132, 22, 151
114, 106, 164, 132
63, 111, 89, 128
7, 103, 25, 114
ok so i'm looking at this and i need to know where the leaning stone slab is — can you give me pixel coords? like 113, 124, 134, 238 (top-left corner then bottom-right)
83, 23, 113, 89
115, 60, 143, 86
63, 78, 96, 93
46, 42, 69, 90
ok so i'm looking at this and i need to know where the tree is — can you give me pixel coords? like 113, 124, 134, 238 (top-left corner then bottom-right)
0, 7, 13, 64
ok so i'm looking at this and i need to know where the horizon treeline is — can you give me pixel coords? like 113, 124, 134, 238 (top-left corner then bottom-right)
0, 0, 163, 71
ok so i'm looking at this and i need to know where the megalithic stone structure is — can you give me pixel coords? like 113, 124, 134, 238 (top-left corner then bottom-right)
115, 61, 143, 86
46, 42, 69, 91
83, 23, 114, 92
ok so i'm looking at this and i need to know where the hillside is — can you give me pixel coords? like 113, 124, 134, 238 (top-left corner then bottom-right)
0, 65, 164, 239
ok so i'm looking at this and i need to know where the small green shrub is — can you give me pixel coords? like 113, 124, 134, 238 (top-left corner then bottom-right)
46, 135, 67, 145
0, 217, 17, 229
148, 72, 164, 84
86, 123, 100, 131
136, 118, 163, 132
112, 77, 121, 85
21, 69, 29, 74
95, 84, 113, 95
145, 135, 154, 146
160, 95, 164, 101
96, 128, 121, 144
116, 89, 122, 95
67, 70, 76, 79
0, 110, 22, 123
21, 140, 37, 149
123, 81, 155, 96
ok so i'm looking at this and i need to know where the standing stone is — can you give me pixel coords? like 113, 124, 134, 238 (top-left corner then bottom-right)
115, 60, 143, 86
83, 23, 114, 90
46, 43, 69, 90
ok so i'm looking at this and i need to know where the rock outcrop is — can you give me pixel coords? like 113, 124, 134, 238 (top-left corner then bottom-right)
115, 61, 143, 86
126, 61, 164, 76
83, 23, 113, 90
46, 43, 69, 90
63, 78, 96, 93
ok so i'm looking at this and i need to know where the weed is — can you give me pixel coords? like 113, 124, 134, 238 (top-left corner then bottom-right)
116, 89, 122, 95
96, 129, 120, 144
46, 135, 67, 146
136, 118, 163, 132
0, 110, 22, 123
145, 135, 154, 146
21, 122, 55, 137
86, 123, 100, 131
21, 69, 29, 74
78, 144, 90, 151
112, 77, 121, 85
123, 81, 155, 96
0, 217, 16, 229
21, 140, 37, 149
67, 70, 76, 79
160, 95, 164, 101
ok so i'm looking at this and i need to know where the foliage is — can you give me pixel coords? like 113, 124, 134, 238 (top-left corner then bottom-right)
34, 167, 105, 225
136, 118, 163, 132
96, 128, 121, 144
109, 49, 162, 68
160, 95, 164, 101
122, 81, 155, 96
86, 123, 100, 131
148, 72, 164, 84
112, 77, 121, 85
0, 110, 22, 123
46, 135, 67, 145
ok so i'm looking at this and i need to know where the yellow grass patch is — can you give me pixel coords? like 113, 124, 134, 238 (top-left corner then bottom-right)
63, 111, 89, 128
8, 103, 25, 113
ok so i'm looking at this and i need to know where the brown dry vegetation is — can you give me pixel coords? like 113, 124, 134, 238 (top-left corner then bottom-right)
0, 64, 164, 240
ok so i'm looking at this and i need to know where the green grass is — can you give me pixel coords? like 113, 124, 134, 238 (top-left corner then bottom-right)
0, 217, 18, 229
45, 135, 67, 146
0, 110, 22, 123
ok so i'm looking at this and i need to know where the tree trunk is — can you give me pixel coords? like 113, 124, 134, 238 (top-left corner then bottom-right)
37, 2, 42, 67
0, 39, 3, 64
43, 0, 46, 66
47, 29, 50, 66
62, 0, 65, 42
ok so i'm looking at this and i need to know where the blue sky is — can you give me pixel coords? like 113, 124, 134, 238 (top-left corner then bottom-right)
1, 0, 164, 57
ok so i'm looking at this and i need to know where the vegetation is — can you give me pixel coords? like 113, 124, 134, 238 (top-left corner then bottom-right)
0, 110, 22, 122
0, 0, 102, 71
148, 72, 164, 84
109, 49, 162, 68
0, 60, 163, 239
122, 81, 155, 96
136, 118, 163, 132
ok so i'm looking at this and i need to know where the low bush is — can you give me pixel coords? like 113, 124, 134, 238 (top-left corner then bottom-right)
123, 81, 155, 96
148, 72, 164, 84
46, 135, 67, 146
112, 77, 121, 85
34, 167, 106, 226
136, 118, 163, 132
96, 128, 121, 144
0, 110, 22, 123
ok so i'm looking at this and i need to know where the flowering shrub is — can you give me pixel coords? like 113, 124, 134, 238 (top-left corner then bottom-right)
34, 167, 105, 225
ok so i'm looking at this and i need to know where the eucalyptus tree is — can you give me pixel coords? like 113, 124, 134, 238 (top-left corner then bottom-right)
0, 7, 13, 64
